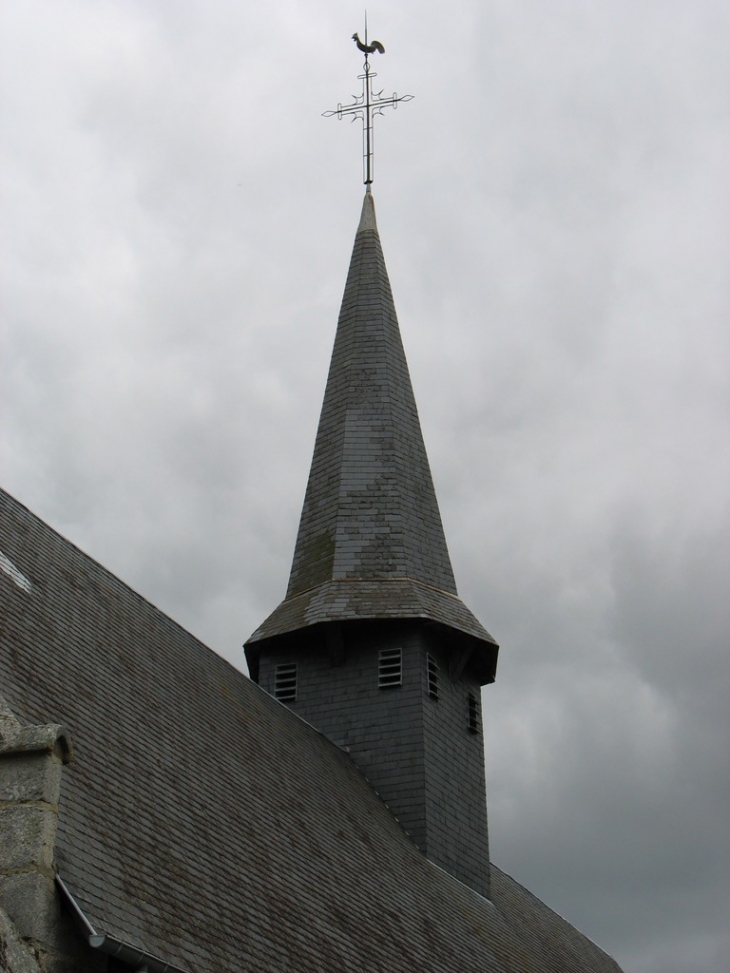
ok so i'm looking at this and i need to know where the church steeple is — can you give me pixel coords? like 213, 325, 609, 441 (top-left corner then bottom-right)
246, 193, 498, 899
247, 194, 497, 683
289, 192, 456, 600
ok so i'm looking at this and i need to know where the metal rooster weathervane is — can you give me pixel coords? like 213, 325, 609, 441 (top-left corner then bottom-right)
323, 19, 413, 189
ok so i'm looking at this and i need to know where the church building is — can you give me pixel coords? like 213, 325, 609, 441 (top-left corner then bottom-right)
0, 188, 624, 972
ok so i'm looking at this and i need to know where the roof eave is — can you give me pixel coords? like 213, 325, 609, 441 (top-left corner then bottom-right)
245, 579, 499, 685
56, 874, 191, 973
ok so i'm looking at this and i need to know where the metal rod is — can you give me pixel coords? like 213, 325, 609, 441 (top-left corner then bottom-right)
322, 24, 413, 188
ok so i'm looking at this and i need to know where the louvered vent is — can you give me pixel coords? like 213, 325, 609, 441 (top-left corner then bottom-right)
274, 663, 297, 703
468, 692, 480, 734
427, 654, 439, 700
378, 648, 402, 689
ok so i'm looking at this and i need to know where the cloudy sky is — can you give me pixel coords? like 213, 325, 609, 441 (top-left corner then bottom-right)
2, 2, 728, 970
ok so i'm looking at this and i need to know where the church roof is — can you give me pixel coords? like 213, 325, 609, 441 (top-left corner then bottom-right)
0, 488, 623, 973
247, 194, 498, 683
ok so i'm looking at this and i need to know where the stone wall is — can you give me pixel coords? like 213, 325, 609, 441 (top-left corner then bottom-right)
0, 905, 43, 973
0, 698, 100, 973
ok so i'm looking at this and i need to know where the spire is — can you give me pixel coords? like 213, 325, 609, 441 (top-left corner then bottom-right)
246, 194, 498, 683
290, 192, 456, 595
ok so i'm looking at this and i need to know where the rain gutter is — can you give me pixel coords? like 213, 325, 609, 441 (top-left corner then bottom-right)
56, 874, 189, 973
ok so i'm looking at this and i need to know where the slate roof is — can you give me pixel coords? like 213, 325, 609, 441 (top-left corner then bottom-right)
247, 194, 498, 683
0, 488, 623, 973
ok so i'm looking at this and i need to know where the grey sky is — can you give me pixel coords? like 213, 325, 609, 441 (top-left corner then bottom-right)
2, 2, 728, 970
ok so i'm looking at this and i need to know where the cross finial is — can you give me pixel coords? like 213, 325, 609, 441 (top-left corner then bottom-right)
323, 21, 413, 188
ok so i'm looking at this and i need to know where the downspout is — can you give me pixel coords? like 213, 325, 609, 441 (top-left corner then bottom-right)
56, 874, 189, 973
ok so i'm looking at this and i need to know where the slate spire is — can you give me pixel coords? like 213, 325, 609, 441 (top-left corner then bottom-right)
247, 194, 497, 683
287, 191, 455, 596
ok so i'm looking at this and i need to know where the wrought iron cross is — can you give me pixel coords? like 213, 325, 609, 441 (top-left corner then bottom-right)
323, 24, 413, 188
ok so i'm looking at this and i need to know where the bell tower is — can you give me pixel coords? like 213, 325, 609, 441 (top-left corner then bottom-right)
246, 193, 499, 898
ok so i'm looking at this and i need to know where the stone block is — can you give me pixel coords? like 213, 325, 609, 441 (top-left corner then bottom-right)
0, 872, 56, 940
0, 872, 59, 945
0, 753, 62, 805
0, 807, 57, 872
0, 904, 43, 973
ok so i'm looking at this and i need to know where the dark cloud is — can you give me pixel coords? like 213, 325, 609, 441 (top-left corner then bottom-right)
2, 2, 728, 970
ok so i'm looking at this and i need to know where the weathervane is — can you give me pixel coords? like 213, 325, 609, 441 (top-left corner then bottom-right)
323, 17, 413, 189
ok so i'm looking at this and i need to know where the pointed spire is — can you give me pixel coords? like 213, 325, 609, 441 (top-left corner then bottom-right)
247, 195, 497, 682
288, 191, 457, 597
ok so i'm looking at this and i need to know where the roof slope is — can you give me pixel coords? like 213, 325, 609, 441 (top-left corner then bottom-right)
0, 488, 622, 973
248, 194, 497, 676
